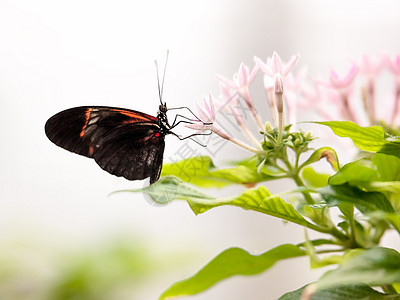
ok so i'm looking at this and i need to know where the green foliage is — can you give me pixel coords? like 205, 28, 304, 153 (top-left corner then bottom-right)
160, 244, 305, 299
279, 284, 395, 300
301, 166, 330, 188
160, 156, 282, 188
300, 147, 340, 171
125, 176, 328, 233
328, 159, 378, 186
317, 121, 400, 157
317, 247, 400, 288
373, 153, 400, 181
116, 121, 400, 298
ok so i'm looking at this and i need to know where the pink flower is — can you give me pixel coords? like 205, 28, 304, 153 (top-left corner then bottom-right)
216, 62, 264, 130
386, 54, 400, 76
255, 52, 299, 78
359, 54, 386, 77
301, 84, 341, 120
216, 63, 258, 108
215, 82, 243, 124
255, 52, 299, 93
284, 67, 307, 92
283, 67, 308, 124
319, 63, 358, 90
186, 93, 230, 140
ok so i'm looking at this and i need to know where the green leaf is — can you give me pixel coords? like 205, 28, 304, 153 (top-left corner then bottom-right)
373, 153, 400, 181
319, 184, 394, 214
160, 156, 226, 187
377, 141, 400, 158
317, 247, 400, 289
224, 187, 317, 228
303, 205, 333, 228
300, 147, 340, 171
366, 181, 400, 194
316, 121, 387, 152
112, 176, 214, 204
296, 239, 339, 247
329, 159, 378, 186
279, 284, 394, 300
120, 176, 320, 230
365, 211, 400, 236
301, 166, 330, 188
317, 121, 400, 158
160, 156, 281, 188
160, 244, 305, 299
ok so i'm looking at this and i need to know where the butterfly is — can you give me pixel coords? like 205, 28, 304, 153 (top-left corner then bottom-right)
45, 54, 211, 184
45, 103, 176, 184
45, 100, 213, 184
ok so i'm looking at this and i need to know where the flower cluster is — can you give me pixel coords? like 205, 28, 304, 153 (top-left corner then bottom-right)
187, 52, 400, 153
187, 51, 300, 153
304, 54, 400, 133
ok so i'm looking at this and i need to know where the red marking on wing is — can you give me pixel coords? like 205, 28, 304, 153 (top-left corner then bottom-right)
80, 108, 92, 137
111, 109, 158, 122
88, 146, 94, 156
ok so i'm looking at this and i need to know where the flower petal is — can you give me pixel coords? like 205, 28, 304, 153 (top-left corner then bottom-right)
249, 64, 259, 82
237, 63, 249, 86
271, 51, 283, 75
208, 92, 216, 120
282, 53, 299, 76
216, 75, 238, 89
254, 56, 273, 77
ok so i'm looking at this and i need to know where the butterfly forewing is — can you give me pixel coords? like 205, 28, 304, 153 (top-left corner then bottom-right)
45, 106, 159, 157
45, 106, 166, 183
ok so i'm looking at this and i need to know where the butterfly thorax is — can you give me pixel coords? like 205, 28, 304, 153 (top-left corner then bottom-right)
157, 104, 171, 134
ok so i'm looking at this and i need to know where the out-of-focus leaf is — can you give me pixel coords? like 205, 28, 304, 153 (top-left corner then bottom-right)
279, 284, 394, 300
120, 176, 321, 230
373, 153, 400, 181
303, 205, 332, 228
366, 181, 400, 194
319, 184, 394, 214
160, 156, 282, 188
317, 121, 400, 158
160, 244, 305, 299
317, 247, 400, 289
377, 141, 400, 158
365, 211, 400, 235
300, 147, 340, 171
316, 121, 387, 152
301, 166, 330, 188
112, 176, 214, 205
328, 159, 378, 186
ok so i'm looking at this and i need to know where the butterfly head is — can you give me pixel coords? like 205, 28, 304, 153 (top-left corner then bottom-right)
159, 103, 168, 114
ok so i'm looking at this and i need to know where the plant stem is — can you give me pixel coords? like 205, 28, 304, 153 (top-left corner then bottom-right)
315, 248, 345, 254
266, 89, 278, 127
291, 174, 315, 205
240, 121, 262, 148
275, 92, 284, 144
228, 137, 265, 155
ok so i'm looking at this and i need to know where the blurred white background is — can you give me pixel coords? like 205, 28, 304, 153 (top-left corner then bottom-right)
1, 0, 400, 299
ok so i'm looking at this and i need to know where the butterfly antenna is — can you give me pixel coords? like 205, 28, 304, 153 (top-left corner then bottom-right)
154, 50, 169, 105
160, 50, 169, 104
154, 60, 163, 105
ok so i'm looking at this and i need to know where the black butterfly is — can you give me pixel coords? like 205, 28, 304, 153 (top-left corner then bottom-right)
45, 54, 211, 184
45, 104, 174, 184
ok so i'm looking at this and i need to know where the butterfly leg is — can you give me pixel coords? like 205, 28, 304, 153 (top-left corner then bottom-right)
170, 131, 212, 147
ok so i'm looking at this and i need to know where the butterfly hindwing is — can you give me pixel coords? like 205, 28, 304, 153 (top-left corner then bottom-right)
92, 123, 165, 182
